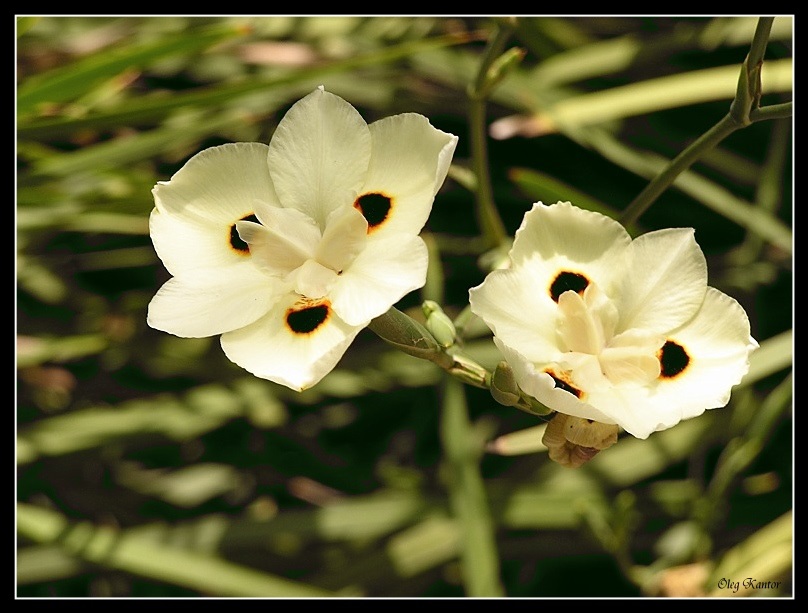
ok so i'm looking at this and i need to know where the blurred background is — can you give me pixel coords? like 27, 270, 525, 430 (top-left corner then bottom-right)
16, 16, 792, 598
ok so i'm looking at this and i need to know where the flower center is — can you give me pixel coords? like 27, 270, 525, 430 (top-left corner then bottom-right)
237, 204, 368, 301
555, 282, 663, 389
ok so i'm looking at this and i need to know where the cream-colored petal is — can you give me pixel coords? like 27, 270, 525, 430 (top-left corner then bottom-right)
316, 205, 368, 273
149, 207, 246, 277
359, 113, 458, 238
252, 201, 322, 252
469, 262, 562, 363
509, 202, 632, 297
646, 287, 758, 422
220, 294, 362, 391
329, 233, 428, 326
267, 87, 370, 228
617, 228, 707, 335
153, 142, 277, 225
235, 219, 312, 277
557, 288, 612, 355
147, 264, 281, 338
293, 259, 339, 299
494, 339, 616, 425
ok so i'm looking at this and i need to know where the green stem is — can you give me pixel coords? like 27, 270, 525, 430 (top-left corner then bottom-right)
468, 22, 512, 249
697, 373, 792, 531
751, 102, 793, 122
734, 114, 790, 261
620, 16, 789, 227
620, 114, 739, 226
747, 17, 776, 70
368, 308, 549, 416
439, 377, 504, 597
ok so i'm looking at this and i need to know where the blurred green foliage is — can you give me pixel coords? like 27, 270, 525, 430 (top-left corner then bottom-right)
16, 16, 792, 598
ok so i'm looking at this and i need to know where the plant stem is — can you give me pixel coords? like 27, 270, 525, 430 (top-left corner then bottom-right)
439, 377, 504, 596
620, 16, 790, 227
620, 114, 739, 226
468, 21, 512, 249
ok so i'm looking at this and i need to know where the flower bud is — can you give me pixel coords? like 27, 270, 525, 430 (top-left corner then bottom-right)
489, 360, 521, 407
541, 413, 619, 468
422, 300, 457, 348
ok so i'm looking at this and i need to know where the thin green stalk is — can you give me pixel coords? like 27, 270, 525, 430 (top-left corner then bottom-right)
733, 115, 790, 261
368, 307, 550, 417
439, 377, 504, 597
751, 102, 793, 122
17, 503, 341, 597
620, 115, 739, 226
697, 373, 792, 531
621, 16, 789, 226
468, 22, 512, 249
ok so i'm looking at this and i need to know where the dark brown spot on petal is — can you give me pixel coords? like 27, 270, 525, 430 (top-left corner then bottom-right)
229, 213, 260, 254
545, 368, 584, 399
549, 271, 590, 302
286, 301, 331, 335
354, 192, 392, 232
658, 340, 690, 378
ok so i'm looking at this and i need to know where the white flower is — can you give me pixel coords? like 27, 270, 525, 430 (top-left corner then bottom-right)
147, 87, 458, 391
469, 201, 758, 439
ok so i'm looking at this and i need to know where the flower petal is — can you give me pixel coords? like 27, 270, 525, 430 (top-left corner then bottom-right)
267, 87, 371, 228
147, 265, 282, 338
329, 233, 428, 326
509, 202, 632, 297
153, 142, 277, 226
294, 259, 339, 299
357, 113, 458, 238
150, 143, 279, 276
469, 262, 564, 363
617, 228, 707, 335
149, 207, 242, 277
645, 287, 757, 427
316, 205, 368, 272
236, 206, 320, 277
220, 294, 362, 391
494, 339, 616, 425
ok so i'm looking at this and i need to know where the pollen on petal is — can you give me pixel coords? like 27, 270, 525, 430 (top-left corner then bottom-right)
658, 339, 691, 378
549, 271, 590, 302
545, 368, 585, 399
354, 192, 393, 232
229, 213, 260, 254
285, 300, 331, 335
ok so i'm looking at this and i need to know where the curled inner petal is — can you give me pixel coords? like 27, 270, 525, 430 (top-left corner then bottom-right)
294, 259, 339, 299
237, 212, 317, 277
230, 214, 260, 253
316, 205, 368, 272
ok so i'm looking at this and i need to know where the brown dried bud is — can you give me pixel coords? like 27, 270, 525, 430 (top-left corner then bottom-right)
541, 413, 620, 468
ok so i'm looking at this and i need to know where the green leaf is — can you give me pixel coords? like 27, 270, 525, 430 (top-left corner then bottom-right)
18, 32, 476, 139
17, 503, 343, 597
17, 22, 247, 116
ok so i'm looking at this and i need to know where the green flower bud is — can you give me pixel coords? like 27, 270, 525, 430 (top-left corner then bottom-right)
482, 47, 526, 97
490, 360, 521, 407
422, 300, 457, 348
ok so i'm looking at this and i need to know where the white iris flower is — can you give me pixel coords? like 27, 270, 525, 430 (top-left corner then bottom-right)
469, 201, 758, 440
147, 87, 458, 391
